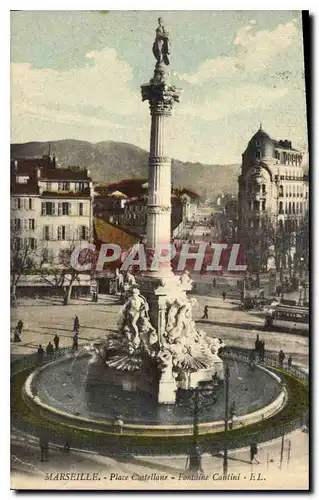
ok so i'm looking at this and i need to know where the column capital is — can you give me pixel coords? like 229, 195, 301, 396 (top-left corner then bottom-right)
141, 83, 181, 116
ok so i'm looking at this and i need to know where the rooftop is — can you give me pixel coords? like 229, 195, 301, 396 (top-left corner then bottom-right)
40, 168, 91, 181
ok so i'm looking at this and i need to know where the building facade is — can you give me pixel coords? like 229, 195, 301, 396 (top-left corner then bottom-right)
11, 154, 94, 268
238, 126, 308, 233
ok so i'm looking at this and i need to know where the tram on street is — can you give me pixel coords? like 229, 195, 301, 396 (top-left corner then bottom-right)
264, 304, 309, 334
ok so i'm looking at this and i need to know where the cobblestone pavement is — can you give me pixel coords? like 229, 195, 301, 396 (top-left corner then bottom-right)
11, 294, 309, 367
11, 428, 309, 490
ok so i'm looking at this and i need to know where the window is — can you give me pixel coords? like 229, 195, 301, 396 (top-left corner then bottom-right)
255, 150, 261, 160
79, 202, 84, 216
28, 198, 33, 210
59, 249, 70, 263
58, 182, 70, 191
41, 202, 55, 215
23, 219, 29, 231
13, 238, 21, 250
43, 226, 50, 240
13, 219, 20, 230
62, 202, 70, 215
262, 201, 266, 211
42, 248, 54, 263
16, 176, 28, 184
23, 198, 28, 210
79, 225, 88, 240
28, 219, 35, 230
58, 226, 66, 240
279, 201, 283, 213
253, 200, 259, 211
46, 182, 52, 191
28, 238, 37, 250
12, 198, 20, 210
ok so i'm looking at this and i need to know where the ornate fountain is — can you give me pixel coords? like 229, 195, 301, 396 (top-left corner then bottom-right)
86, 19, 225, 404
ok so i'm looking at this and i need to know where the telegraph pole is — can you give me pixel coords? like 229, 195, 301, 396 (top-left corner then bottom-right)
223, 364, 230, 475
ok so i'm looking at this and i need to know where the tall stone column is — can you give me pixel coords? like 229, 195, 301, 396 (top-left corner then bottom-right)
141, 67, 180, 275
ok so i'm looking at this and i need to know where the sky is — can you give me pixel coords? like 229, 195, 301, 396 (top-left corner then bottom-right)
11, 10, 308, 164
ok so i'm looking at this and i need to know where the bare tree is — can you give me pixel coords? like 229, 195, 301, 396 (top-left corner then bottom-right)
11, 229, 36, 305
39, 242, 93, 305
240, 213, 275, 286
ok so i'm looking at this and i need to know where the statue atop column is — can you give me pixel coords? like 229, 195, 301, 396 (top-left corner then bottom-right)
152, 17, 170, 66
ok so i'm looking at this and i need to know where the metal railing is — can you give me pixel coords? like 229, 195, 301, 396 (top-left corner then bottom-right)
223, 346, 308, 384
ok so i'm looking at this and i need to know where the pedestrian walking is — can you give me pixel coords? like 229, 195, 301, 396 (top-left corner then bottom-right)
279, 349, 285, 367
288, 355, 292, 369
250, 442, 259, 464
46, 341, 54, 359
37, 344, 44, 364
72, 333, 79, 351
73, 315, 80, 333
222, 291, 226, 301
213, 277, 216, 287
39, 436, 49, 462
53, 334, 60, 351
202, 305, 209, 320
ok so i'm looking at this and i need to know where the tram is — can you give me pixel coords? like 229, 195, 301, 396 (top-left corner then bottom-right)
264, 304, 309, 333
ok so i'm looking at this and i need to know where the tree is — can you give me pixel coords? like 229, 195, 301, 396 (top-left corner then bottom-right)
11, 229, 36, 305
240, 213, 275, 286
274, 220, 296, 281
39, 242, 93, 305
294, 211, 309, 278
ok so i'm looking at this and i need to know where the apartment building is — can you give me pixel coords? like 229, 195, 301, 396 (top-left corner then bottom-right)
11, 154, 94, 267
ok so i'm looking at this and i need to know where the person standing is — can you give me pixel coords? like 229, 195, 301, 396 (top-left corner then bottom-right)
279, 350, 285, 367
72, 333, 79, 351
37, 345, 44, 365
46, 341, 54, 359
202, 305, 209, 320
39, 436, 49, 462
17, 320, 23, 335
250, 442, 259, 464
13, 325, 21, 343
288, 355, 292, 369
53, 334, 60, 351
73, 315, 80, 334
222, 291, 226, 301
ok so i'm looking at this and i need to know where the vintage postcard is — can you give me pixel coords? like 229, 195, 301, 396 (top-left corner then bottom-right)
10, 10, 309, 491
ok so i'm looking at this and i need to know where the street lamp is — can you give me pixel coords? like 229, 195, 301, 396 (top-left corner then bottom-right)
187, 381, 215, 473
223, 364, 230, 476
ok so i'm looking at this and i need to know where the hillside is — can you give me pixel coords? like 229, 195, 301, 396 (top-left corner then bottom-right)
10, 140, 240, 198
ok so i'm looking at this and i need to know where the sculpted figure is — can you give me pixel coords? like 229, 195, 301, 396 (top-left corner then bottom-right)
152, 18, 170, 65
138, 314, 158, 356
122, 287, 149, 345
180, 270, 194, 290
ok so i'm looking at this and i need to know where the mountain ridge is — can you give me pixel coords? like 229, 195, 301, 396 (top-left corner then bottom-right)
10, 140, 240, 197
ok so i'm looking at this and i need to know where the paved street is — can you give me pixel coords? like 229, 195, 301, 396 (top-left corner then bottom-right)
11, 294, 308, 367
11, 275, 309, 490
11, 427, 309, 490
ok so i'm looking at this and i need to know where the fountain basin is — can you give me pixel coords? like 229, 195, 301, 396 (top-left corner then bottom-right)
23, 353, 286, 436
